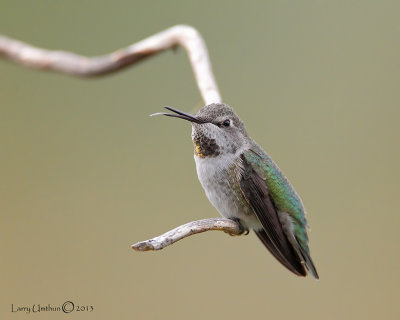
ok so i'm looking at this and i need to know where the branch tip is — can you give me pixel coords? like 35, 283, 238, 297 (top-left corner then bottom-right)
131, 218, 244, 251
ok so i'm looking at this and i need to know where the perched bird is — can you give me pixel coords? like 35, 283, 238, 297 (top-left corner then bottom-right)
152, 103, 318, 278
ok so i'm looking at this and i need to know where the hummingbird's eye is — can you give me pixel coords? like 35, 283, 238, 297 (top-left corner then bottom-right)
222, 119, 231, 127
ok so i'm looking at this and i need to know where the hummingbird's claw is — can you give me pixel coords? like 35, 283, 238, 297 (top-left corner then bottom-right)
230, 218, 249, 236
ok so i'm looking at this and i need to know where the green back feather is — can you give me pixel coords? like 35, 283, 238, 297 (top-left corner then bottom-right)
243, 144, 310, 252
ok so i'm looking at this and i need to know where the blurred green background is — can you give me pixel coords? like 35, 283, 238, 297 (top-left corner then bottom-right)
1, 1, 399, 319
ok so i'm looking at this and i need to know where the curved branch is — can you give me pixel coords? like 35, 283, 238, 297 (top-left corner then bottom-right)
131, 218, 244, 251
0, 25, 221, 104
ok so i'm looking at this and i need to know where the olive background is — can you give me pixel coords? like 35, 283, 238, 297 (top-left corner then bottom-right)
1, 1, 399, 319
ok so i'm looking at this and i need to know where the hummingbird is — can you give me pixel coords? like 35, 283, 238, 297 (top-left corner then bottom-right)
152, 103, 319, 279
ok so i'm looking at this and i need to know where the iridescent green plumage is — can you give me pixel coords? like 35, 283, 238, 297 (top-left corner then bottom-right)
243, 143, 310, 254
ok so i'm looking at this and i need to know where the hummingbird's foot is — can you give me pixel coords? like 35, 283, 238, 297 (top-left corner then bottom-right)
229, 218, 250, 236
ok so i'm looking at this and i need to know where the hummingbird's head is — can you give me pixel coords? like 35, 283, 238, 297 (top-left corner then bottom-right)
152, 103, 250, 158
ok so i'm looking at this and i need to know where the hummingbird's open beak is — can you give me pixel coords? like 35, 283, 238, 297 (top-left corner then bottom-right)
150, 106, 206, 124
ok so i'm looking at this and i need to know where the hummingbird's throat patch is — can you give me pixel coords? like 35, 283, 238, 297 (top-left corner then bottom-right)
193, 139, 220, 158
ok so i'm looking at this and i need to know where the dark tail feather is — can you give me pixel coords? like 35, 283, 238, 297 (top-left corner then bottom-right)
255, 229, 306, 277
295, 237, 319, 279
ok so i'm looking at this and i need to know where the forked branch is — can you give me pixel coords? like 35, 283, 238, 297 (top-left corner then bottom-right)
132, 218, 244, 251
0, 25, 221, 104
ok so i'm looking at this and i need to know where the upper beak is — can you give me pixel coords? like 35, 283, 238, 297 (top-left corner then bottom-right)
150, 106, 206, 124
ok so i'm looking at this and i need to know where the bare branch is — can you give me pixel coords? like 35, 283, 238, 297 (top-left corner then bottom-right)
131, 218, 244, 251
0, 25, 221, 104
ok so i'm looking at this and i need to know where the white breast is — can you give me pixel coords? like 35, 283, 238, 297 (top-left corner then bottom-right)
194, 153, 261, 230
